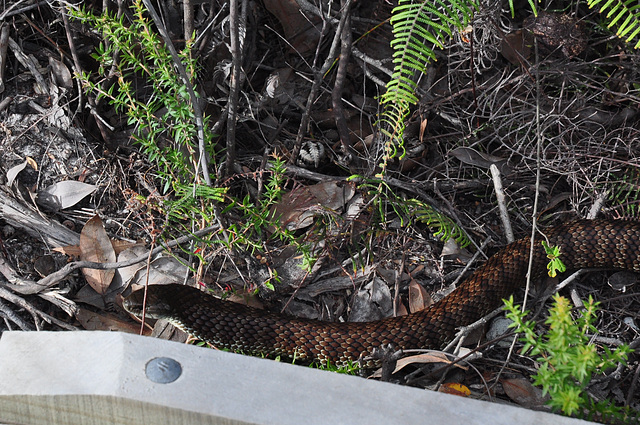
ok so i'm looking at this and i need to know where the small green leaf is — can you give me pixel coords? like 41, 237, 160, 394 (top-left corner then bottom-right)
541, 240, 567, 277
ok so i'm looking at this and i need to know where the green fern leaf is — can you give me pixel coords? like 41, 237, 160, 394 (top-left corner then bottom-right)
589, 0, 640, 48
409, 199, 471, 247
377, 0, 477, 173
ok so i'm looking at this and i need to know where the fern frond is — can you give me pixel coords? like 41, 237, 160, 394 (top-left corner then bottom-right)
588, 0, 640, 48
409, 199, 471, 247
377, 0, 477, 173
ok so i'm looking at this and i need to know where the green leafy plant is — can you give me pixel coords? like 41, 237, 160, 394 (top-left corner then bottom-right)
225, 156, 318, 280
71, 0, 210, 195
504, 295, 634, 421
71, 2, 317, 289
354, 177, 470, 248
410, 199, 470, 247
317, 360, 360, 374
541, 241, 567, 278
377, 0, 477, 174
587, 0, 640, 48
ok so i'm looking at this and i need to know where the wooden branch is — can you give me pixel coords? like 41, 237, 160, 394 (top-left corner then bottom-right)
0, 187, 79, 248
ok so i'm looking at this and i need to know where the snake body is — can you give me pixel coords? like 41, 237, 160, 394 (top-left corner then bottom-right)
123, 219, 640, 367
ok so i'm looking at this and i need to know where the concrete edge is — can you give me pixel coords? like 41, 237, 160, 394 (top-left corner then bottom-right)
0, 331, 595, 425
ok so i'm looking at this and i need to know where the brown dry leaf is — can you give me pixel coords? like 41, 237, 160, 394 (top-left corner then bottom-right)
308, 181, 356, 210
53, 244, 81, 257
392, 352, 468, 374
502, 377, 547, 408
262, 0, 321, 54
75, 307, 150, 335
111, 239, 144, 255
419, 117, 428, 142
408, 279, 432, 313
272, 181, 356, 231
80, 215, 116, 295
273, 185, 317, 230
500, 30, 532, 65
394, 297, 408, 317
439, 383, 471, 397
450, 146, 511, 174
54, 237, 140, 259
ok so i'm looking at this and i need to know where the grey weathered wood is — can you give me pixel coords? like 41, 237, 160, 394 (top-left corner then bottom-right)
0, 188, 80, 248
0, 331, 595, 425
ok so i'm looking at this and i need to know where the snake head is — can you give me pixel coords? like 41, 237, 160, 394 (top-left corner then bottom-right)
123, 285, 178, 319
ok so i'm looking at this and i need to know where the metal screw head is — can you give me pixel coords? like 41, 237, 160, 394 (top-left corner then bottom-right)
145, 357, 182, 384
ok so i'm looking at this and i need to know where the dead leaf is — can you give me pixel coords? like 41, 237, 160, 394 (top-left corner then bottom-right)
439, 382, 471, 397
419, 117, 428, 142
6, 158, 36, 187
75, 307, 150, 334
502, 377, 547, 408
308, 181, 356, 210
113, 246, 191, 292
33, 254, 57, 277
272, 181, 356, 231
408, 279, 432, 313
74, 282, 122, 309
53, 245, 82, 257
114, 246, 148, 287
500, 30, 532, 65
350, 277, 393, 322
227, 290, 264, 309
262, 0, 322, 54
441, 237, 473, 263
48, 56, 73, 89
450, 147, 511, 174
80, 215, 116, 295
391, 352, 468, 374
37, 180, 97, 211
394, 297, 408, 316
111, 239, 144, 255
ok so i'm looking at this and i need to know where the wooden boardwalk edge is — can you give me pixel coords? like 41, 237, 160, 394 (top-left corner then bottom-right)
0, 331, 594, 425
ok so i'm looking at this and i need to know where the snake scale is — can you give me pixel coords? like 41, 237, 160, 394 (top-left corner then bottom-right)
123, 219, 640, 367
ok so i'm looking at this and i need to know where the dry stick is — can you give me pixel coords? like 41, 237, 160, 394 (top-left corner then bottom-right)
141, 0, 211, 186
290, 1, 352, 163
59, 5, 91, 122
67, 0, 117, 143
0, 1, 43, 20
0, 255, 76, 317
0, 287, 40, 330
331, 0, 353, 156
524, 37, 543, 322
183, 0, 194, 43
626, 350, 640, 406
7, 37, 48, 95
0, 298, 33, 331
587, 190, 609, 219
37, 291, 77, 317
0, 24, 10, 94
0, 286, 76, 331
489, 164, 514, 243
494, 37, 545, 389
225, 0, 240, 176
351, 47, 393, 79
